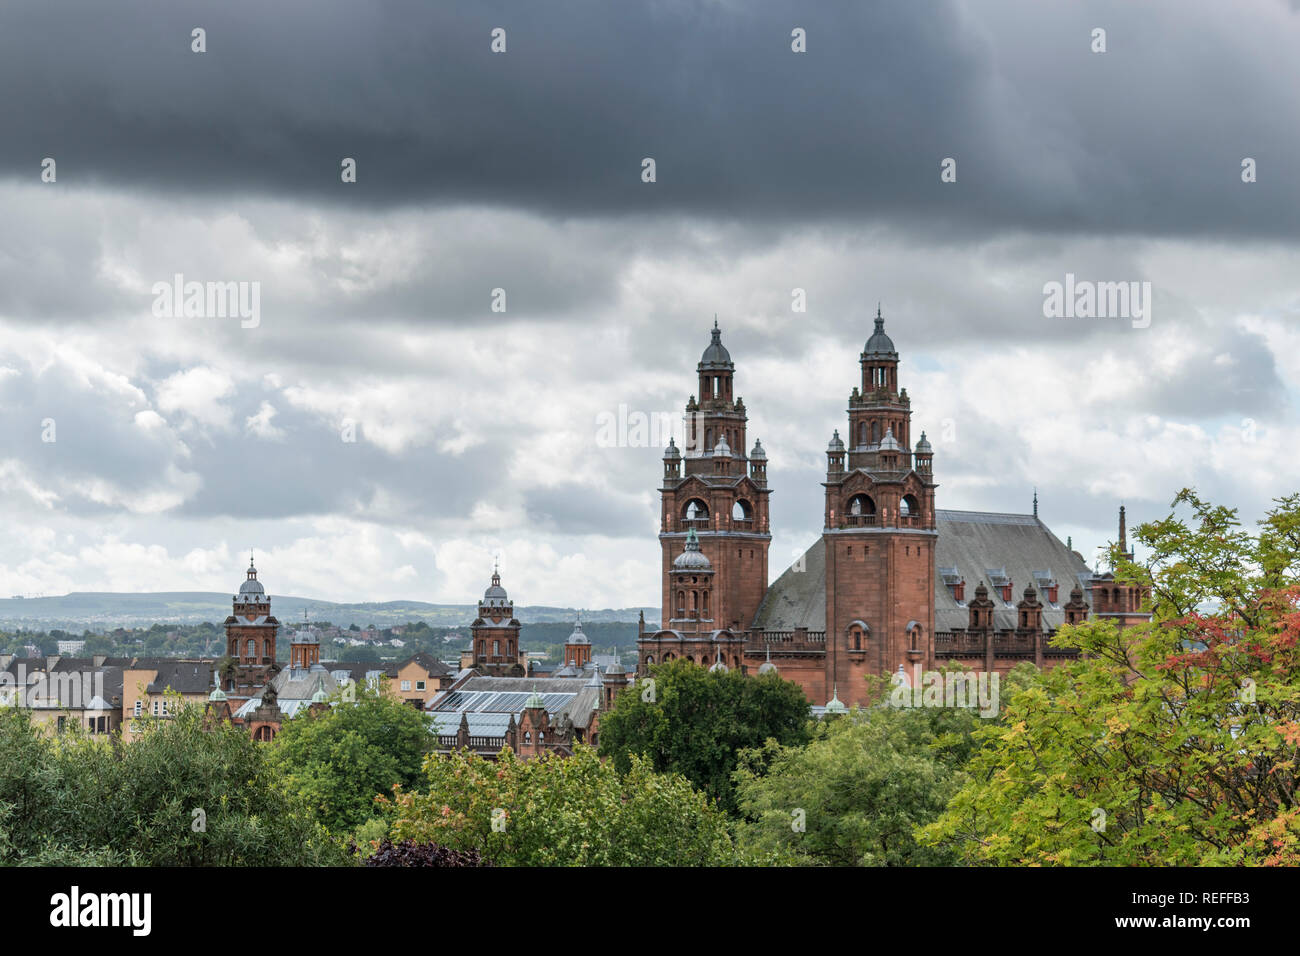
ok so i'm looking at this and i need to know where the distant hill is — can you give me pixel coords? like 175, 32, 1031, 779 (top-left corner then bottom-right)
0, 592, 657, 631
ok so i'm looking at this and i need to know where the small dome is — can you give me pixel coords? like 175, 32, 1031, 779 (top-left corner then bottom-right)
863, 308, 897, 356
699, 319, 734, 368
604, 656, 627, 676
673, 528, 712, 570
525, 687, 546, 710
663, 437, 681, 459
311, 686, 329, 704
826, 429, 845, 453
292, 627, 320, 645
483, 568, 509, 605
757, 659, 778, 675
708, 655, 728, 673
238, 555, 265, 598
824, 688, 848, 715
567, 618, 590, 645
713, 434, 732, 458
915, 431, 932, 453
878, 426, 901, 452
749, 439, 766, 460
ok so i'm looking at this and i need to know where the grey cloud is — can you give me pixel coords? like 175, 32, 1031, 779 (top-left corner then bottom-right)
2, 1, 1298, 237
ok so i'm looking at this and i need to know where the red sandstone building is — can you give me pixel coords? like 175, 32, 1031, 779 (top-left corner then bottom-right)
638, 313, 1149, 708
429, 571, 631, 758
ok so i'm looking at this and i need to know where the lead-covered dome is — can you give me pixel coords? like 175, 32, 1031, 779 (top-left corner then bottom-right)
699, 319, 734, 368
864, 308, 897, 356
673, 528, 712, 570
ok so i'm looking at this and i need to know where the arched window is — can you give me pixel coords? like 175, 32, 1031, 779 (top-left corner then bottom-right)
246, 639, 255, 658
677, 590, 686, 615
872, 421, 881, 443
683, 499, 709, 521
907, 622, 923, 650
645, 655, 655, 665
701, 591, 709, 615
901, 494, 919, 517
705, 427, 713, 450
732, 499, 753, 521
848, 494, 875, 516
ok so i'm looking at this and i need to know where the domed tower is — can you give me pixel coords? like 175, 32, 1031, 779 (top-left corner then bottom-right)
638, 526, 748, 672
564, 614, 592, 669
659, 319, 772, 634
224, 555, 280, 667
601, 651, 630, 708
468, 563, 526, 677
822, 308, 938, 704
289, 610, 321, 670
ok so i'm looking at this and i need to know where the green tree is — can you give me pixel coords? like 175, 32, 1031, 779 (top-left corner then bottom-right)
921, 491, 1300, 866
0, 700, 347, 865
386, 745, 749, 866
270, 684, 430, 833
597, 658, 812, 813
733, 667, 1034, 866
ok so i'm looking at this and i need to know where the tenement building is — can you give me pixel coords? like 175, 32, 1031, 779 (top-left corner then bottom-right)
638, 312, 1150, 708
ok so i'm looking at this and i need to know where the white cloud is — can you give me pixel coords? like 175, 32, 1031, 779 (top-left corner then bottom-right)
155, 366, 235, 430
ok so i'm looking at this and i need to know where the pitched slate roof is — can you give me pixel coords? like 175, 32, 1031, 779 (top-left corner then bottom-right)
932, 510, 1092, 632
751, 509, 1092, 634
145, 660, 216, 695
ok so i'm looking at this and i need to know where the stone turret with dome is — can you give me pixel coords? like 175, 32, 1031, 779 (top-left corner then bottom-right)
467, 561, 526, 677
222, 553, 281, 690
562, 613, 593, 670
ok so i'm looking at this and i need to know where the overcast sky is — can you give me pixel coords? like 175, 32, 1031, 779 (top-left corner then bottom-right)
1, 0, 1298, 608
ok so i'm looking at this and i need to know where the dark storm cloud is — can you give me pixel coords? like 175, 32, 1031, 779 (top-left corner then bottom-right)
4, 0, 1298, 236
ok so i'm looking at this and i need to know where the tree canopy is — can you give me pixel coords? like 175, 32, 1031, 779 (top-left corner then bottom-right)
597, 657, 812, 814
270, 683, 431, 834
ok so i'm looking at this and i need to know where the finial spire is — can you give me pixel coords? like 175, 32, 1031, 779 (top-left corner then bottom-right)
1033, 487, 1038, 518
